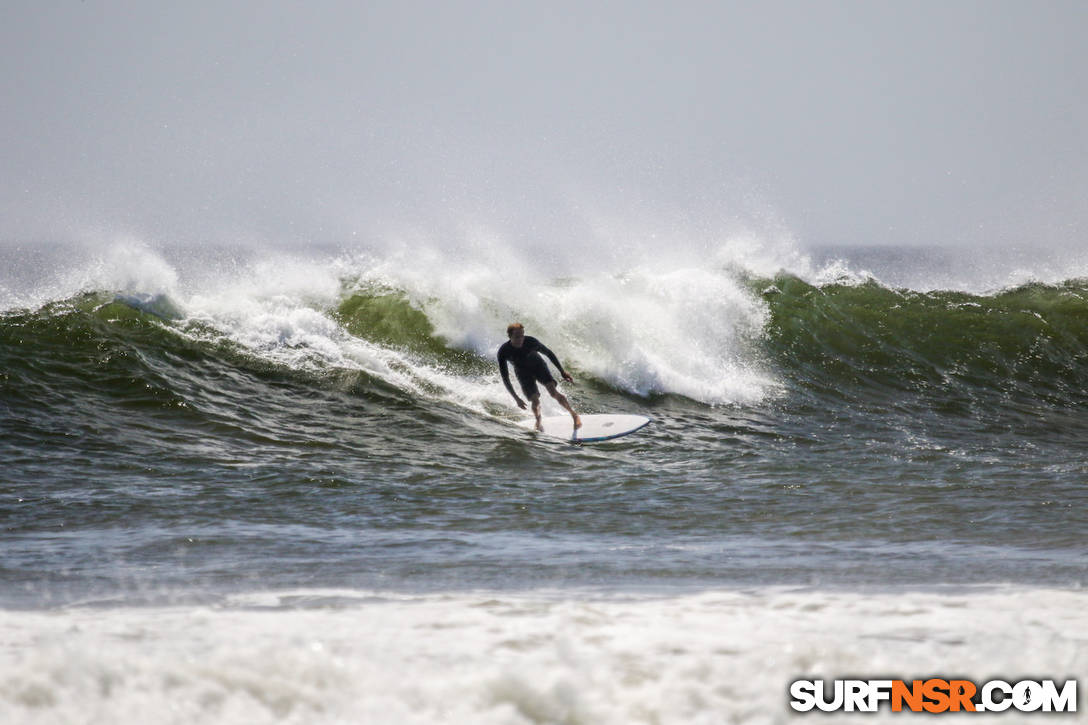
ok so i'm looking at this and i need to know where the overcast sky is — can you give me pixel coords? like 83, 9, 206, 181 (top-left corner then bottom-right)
2, 1, 1086, 251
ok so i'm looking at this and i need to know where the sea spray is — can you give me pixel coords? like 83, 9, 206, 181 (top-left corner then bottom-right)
340, 243, 778, 405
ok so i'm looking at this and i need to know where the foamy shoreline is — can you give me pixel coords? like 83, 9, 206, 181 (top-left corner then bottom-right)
3, 586, 1083, 724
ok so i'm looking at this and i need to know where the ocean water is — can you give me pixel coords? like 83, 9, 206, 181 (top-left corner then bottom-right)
1, 238, 1086, 723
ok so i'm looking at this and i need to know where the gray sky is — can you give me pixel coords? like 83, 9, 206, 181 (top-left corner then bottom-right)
2, 0, 1086, 251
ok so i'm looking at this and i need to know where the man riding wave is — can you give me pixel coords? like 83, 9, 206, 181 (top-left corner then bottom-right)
497, 323, 581, 432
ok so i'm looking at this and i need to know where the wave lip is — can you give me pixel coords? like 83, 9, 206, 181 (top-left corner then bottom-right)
762, 275, 1088, 412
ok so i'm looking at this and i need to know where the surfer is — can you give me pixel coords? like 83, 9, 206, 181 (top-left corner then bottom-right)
498, 323, 581, 432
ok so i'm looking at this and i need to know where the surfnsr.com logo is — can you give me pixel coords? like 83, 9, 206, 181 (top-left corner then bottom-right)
789, 679, 1077, 713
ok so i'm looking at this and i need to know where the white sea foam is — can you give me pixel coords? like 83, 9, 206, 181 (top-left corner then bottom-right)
0, 240, 170, 312
23, 235, 784, 408
1, 587, 1083, 724
6, 232, 1085, 408
174, 251, 517, 414
346, 239, 779, 405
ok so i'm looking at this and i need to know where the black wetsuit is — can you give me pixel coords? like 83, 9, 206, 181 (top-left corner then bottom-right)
497, 336, 567, 399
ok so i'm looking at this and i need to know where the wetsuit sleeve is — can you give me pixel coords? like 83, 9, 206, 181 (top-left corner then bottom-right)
535, 341, 567, 377
497, 347, 519, 400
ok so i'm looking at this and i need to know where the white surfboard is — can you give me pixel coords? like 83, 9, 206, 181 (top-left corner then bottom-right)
519, 414, 651, 443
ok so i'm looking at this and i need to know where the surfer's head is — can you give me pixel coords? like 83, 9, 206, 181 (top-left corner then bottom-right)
507, 322, 525, 347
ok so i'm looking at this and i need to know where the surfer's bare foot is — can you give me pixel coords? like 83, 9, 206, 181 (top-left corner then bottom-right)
535, 418, 544, 432
572, 414, 582, 429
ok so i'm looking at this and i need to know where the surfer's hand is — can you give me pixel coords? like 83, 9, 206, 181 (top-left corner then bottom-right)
516, 398, 527, 410
562, 372, 573, 383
